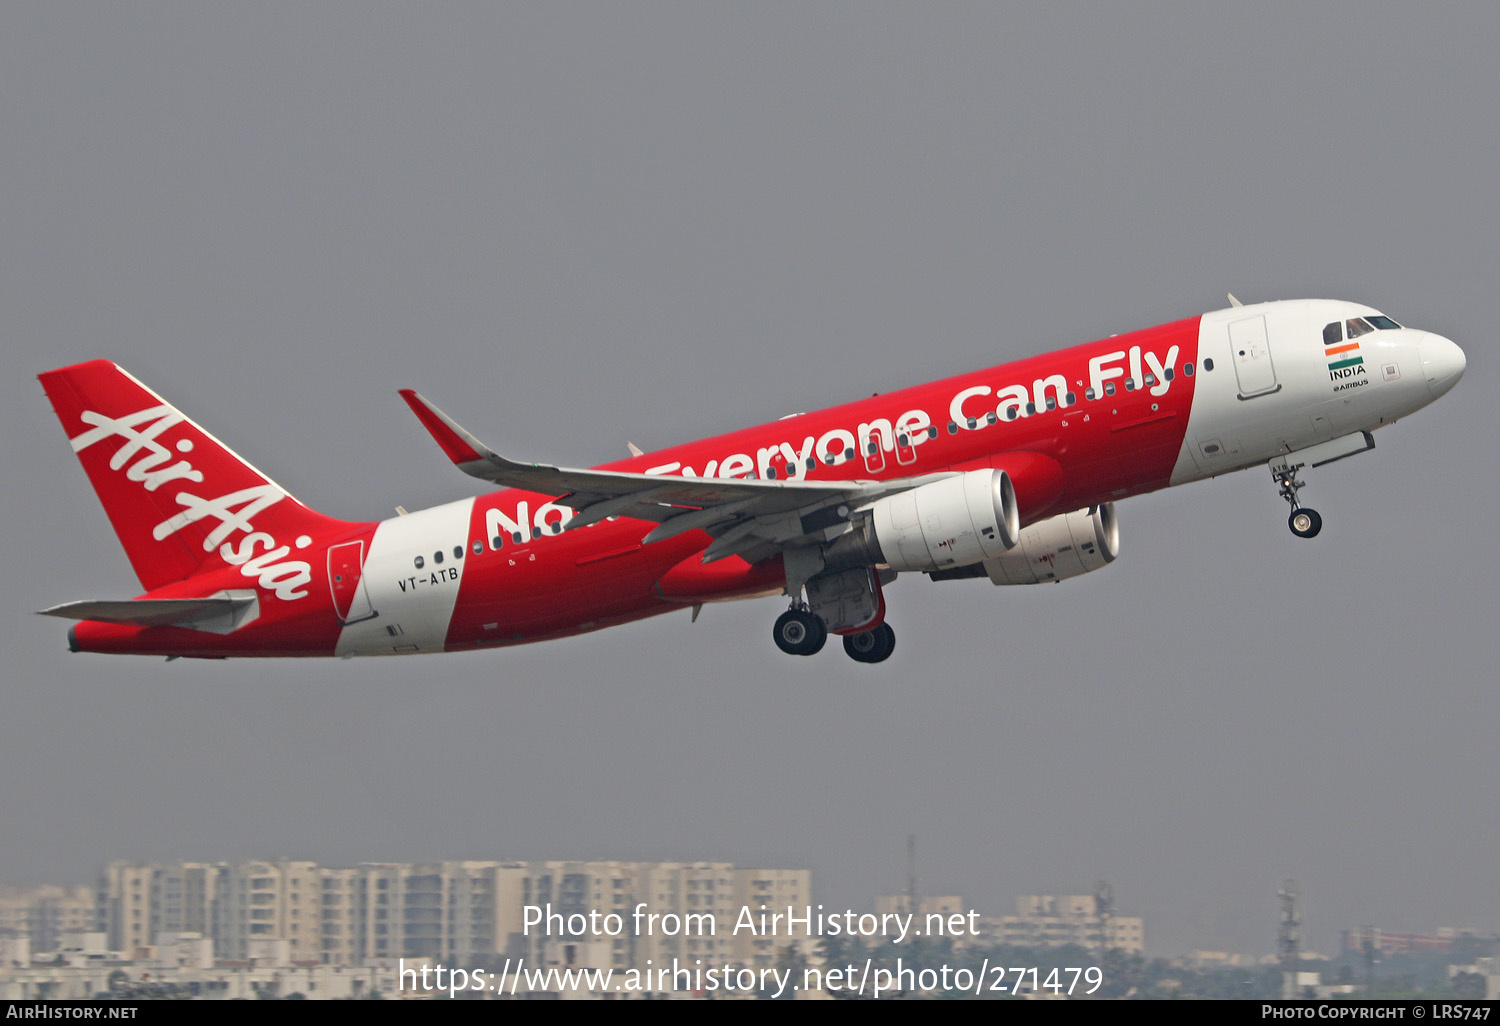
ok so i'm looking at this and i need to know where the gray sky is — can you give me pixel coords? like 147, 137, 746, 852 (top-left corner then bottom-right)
2, 3, 1494, 956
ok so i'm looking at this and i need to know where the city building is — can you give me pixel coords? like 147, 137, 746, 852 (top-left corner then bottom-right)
0, 884, 97, 954
214, 860, 321, 963
97, 863, 157, 955
68, 859, 812, 971
874, 895, 968, 919
991, 895, 1144, 953
518, 861, 811, 970
1340, 926, 1484, 957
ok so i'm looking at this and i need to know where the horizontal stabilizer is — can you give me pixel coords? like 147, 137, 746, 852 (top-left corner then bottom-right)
38, 593, 259, 634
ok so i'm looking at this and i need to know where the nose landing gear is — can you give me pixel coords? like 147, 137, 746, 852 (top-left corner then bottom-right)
1273, 463, 1322, 539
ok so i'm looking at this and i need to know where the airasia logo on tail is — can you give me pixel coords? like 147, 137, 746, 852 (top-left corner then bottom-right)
70, 405, 313, 600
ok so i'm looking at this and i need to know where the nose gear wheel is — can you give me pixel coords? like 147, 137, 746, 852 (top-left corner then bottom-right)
1288, 508, 1322, 538
1272, 464, 1322, 539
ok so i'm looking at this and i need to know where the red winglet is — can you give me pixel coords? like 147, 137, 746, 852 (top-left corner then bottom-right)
398, 389, 486, 465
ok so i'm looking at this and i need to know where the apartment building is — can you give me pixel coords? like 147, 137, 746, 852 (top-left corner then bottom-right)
0, 884, 95, 954
87, 859, 810, 969
993, 894, 1144, 953
98, 863, 154, 954
214, 860, 321, 962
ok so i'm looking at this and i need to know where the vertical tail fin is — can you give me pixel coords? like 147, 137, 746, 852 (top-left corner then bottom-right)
39, 360, 353, 592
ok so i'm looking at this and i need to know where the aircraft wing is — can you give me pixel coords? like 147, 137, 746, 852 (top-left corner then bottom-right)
400, 390, 948, 563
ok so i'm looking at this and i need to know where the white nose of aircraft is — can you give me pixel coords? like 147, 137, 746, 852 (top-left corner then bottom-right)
1419, 332, 1466, 400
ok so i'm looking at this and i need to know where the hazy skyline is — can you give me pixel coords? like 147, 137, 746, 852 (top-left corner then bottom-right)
2, 3, 1494, 956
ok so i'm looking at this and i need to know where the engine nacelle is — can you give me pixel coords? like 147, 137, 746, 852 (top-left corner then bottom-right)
982, 504, 1118, 585
865, 469, 1020, 573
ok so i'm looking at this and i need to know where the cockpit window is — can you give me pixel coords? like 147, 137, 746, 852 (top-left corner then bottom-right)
1367, 314, 1402, 330
1323, 322, 1342, 346
1346, 317, 1374, 339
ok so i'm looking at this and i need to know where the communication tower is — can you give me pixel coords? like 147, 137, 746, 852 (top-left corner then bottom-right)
1094, 880, 1114, 952
1278, 880, 1302, 999
906, 834, 918, 917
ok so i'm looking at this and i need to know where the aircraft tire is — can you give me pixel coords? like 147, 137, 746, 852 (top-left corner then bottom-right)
1289, 508, 1322, 539
843, 630, 877, 663
843, 623, 895, 664
774, 609, 827, 656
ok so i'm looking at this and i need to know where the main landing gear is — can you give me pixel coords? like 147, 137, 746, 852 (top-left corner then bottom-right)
772, 606, 895, 663
842, 623, 895, 664
773, 607, 826, 656
1272, 463, 1322, 539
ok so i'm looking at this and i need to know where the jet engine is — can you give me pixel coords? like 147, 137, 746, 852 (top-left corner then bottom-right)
859, 469, 1020, 573
981, 504, 1118, 585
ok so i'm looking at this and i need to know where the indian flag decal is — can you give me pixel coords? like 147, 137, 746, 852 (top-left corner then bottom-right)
1325, 341, 1363, 371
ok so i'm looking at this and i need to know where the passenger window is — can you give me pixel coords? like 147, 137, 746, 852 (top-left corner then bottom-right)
414, 555, 425, 569
512, 531, 523, 545
946, 422, 958, 435
766, 467, 777, 479
472, 540, 482, 555
453, 546, 463, 560
434, 550, 443, 565
531, 527, 542, 540
1064, 392, 1076, 405
1203, 358, 1215, 371
1184, 363, 1195, 376
1045, 397, 1057, 411
491, 535, 504, 550
1006, 407, 1018, 421
1104, 382, 1116, 396
985, 412, 997, 425
1025, 402, 1037, 416
1323, 322, 1343, 346
1085, 388, 1096, 400
927, 426, 938, 439
1164, 368, 1174, 381
1346, 317, 1374, 339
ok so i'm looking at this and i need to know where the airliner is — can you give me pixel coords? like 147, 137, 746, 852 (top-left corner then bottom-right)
37, 298, 1464, 664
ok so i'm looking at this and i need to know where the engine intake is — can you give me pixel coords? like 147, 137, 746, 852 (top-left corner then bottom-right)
982, 504, 1118, 585
862, 469, 1020, 573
